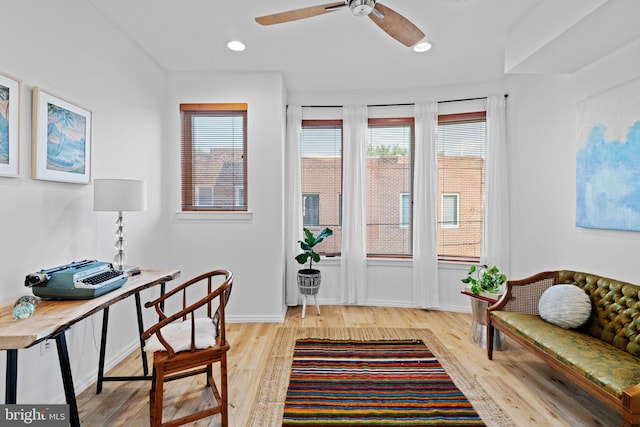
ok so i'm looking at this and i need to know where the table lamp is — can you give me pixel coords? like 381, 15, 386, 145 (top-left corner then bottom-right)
94, 179, 147, 271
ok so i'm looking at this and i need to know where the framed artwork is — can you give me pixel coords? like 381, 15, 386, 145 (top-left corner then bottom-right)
32, 88, 92, 184
576, 77, 640, 231
0, 71, 21, 177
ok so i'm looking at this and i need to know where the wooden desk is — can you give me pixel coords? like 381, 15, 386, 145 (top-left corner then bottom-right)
0, 269, 180, 427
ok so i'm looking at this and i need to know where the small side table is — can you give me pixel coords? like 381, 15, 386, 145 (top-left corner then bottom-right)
461, 291, 506, 351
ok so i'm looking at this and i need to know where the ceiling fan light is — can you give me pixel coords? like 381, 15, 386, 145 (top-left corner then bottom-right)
413, 41, 432, 53
349, 0, 376, 17
227, 40, 246, 52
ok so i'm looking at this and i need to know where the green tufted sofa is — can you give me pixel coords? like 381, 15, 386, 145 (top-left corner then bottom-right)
487, 270, 640, 427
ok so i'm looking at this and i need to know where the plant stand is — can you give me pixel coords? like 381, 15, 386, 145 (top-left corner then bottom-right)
461, 290, 506, 351
301, 293, 320, 319
297, 270, 321, 318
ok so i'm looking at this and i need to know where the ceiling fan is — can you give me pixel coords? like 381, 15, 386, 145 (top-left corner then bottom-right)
255, 0, 425, 48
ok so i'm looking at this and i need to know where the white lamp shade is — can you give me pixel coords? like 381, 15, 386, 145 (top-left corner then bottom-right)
94, 179, 147, 212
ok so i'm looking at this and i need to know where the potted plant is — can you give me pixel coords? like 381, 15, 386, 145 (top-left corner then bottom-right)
295, 227, 333, 296
461, 264, 507, 297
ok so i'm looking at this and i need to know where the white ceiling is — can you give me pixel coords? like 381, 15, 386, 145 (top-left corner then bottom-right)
87, 0, 540, 92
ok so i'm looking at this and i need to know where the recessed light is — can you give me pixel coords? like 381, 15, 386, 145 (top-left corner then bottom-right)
227, 40, 246, 52
413, 41, 432, 53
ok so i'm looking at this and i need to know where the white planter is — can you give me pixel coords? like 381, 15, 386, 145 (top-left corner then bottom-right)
297, 269, 321, 295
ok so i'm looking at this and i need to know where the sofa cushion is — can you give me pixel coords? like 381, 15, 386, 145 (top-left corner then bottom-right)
538, 284, 591, 329
491, 311, 640, 398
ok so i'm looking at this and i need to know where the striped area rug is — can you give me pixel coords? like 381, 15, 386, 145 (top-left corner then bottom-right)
248, 328, 513, 426
282, 339, 485, 426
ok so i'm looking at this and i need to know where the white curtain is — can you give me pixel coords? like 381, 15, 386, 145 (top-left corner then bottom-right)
413, 102, 440, 308
285, 105, 303, 306
340, 105, 368, 304
481, 96, 510, 275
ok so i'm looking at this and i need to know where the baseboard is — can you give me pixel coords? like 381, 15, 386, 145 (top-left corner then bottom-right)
227, 313, 286, 323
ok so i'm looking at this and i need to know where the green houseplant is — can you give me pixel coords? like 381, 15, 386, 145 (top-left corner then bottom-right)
461, 264, 507, 296
296, 227, 333, 271
295, 227, 333, 296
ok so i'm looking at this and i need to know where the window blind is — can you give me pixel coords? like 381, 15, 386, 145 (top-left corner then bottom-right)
180, 103, 247, 211
366, 118, 414, 256
436, 112, 486, 258
300, 120, 342, 255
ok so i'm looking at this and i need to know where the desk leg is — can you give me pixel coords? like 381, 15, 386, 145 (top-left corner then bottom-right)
159, 282, 165, 313
134, 292, 148, 376
96, 307, 109, 394
96, 282, 167, 390
55, 331, 80, 427
5, 349, 17, 404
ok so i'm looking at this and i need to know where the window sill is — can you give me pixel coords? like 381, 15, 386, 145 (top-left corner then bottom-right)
174, 211, 253, 221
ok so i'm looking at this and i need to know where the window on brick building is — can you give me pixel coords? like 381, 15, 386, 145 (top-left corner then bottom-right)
442, 193, 460, 228
400, 193, 410, 228
302, 194, 320, 226
195, 185, 214, 206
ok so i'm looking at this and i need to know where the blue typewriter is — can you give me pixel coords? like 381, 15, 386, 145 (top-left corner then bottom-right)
25, 260, 128, 299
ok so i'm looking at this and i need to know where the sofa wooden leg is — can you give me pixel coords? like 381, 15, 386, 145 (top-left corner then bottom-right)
487, 324, 494, 360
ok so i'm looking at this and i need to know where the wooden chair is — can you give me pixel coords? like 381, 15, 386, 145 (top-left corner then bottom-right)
142, 270, 233, 427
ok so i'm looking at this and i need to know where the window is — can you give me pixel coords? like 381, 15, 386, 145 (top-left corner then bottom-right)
400, 193, 410, 227
366, 118, 414, 256
302, 194, 320, 226
235, 186, 245, 207
437, 112, 486, 260
300, 120, 342, 255
195, 185, 214, 206
180, 103, 247, 211
298, 109, 485, 261
441, 193, 459, 228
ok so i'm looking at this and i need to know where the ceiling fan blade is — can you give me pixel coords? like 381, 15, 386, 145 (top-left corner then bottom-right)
368, 3, 425, 47
255, 2, 347, 26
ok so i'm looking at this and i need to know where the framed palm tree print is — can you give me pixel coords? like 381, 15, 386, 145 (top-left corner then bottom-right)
32, 88, 92, 184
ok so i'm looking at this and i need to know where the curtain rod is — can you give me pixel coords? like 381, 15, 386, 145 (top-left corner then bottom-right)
293, 94, 507, 109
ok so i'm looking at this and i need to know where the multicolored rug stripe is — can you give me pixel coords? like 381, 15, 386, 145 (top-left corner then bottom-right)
282, 339, 485, 426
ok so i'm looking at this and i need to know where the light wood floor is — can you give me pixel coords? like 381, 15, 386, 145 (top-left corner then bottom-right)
77, 306, 621, 426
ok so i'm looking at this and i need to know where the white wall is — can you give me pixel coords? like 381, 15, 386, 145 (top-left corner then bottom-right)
165, 72, 287, 322
506, 40, 640, 284
0, 0, 167, 404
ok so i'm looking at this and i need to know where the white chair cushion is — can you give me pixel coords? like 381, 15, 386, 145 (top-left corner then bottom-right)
538, 284, 592, 329
144, 317, 216, 353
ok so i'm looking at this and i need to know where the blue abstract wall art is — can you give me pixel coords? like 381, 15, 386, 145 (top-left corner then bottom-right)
576, 78, 640, 231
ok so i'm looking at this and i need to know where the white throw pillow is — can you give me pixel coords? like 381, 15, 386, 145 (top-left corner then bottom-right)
538, 284, 592, 329
144, 317, 216, 353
